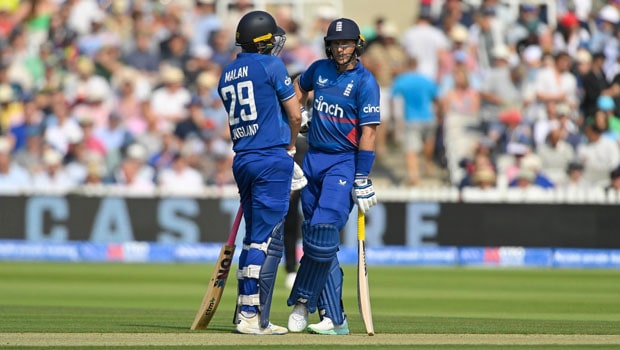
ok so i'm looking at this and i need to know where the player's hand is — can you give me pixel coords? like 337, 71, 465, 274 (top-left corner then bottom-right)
291, 161, 307, 191
351, 175, 377, 213
288, 148, 307, 191
299, 107, 310, 136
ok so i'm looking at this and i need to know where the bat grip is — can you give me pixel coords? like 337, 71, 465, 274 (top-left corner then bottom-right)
357, 208, 365, 241
227, 206, 243, 246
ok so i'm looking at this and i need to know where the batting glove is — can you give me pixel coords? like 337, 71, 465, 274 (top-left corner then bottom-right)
299, 107, 310, 136
288, 148, 307, 191
351, 175, 377, 213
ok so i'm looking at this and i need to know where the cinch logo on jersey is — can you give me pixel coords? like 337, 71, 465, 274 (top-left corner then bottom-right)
314, 96, 344, 119
231, 123, 259, 140
363, 104, 380, 113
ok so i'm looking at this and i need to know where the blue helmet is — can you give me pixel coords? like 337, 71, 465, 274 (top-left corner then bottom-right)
235, 11, 286, 56
324, 18, 366, 58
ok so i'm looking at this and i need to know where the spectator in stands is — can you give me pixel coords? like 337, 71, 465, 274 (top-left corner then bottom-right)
595, 95, 620, 143
561, 161, 589, 190
507, 3, 550, 53
13, 126, 44, 174
64, 138, 103, 184
438, 25, 479, 88
579, 51, 607, 120
458, 150, 495, 190
31, 148, 75, 192
510, 153, 554, 189
10, 94, 43, 152
0, 83, 22, 133
606, 166, 620, 194
534, 52, 578, 121
174, 95, 207, 142
589, 5, 619, 78
208, 27, 237, 70
392, 56, 441, 186
471, 166, 497, 189
441, 66, 480, 119
186, 45, 217, 87
512, 168, 536, 189
108, 142, 155, 192
44, 97, 82, 156
204, 138, 234, 187
308, 5, 338, 59
123, 30, 161, 74
363, 21, 408, 160
469, 6, 506, 72
96, 111, 133, 172
479, 45, 522, 131
111, 67, 147, 135
0, 136, 31, 193
536, 119, 575, 185
577, 117, 620, 187
63, 56, 111, 107
160, 32, 191, 73
158, 151, 204, 193
72, 79, 114, 131
150, 65, 191, 126
77, 116, 106, 158
490, 109, 533, 156
553, 11, 589, 57
401, 6, 449, 81
148, 126, 179, 180
190, 0, 220, 54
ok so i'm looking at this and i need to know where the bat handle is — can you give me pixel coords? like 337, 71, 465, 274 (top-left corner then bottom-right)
357, 208, 365, 241
227, 206, 243, 246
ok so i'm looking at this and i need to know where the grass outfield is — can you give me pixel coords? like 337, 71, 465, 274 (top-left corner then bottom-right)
1, 262, 620, 349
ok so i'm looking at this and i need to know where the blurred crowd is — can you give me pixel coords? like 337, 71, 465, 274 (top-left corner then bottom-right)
2, 0, 620, 196
361, 0, 620, 195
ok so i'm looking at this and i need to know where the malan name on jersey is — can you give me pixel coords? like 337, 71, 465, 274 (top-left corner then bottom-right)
224, 66, 249, 82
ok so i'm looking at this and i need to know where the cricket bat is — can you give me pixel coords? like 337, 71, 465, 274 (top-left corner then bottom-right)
357, 208, 375, 336
190, 205, 243, 330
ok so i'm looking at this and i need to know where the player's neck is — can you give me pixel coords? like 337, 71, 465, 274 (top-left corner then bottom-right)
336, 60, 357, 73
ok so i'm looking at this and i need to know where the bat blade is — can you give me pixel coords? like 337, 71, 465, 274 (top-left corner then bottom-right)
190, 243, 235, 330
357, 209, 375, 336
190, 206, 243, 330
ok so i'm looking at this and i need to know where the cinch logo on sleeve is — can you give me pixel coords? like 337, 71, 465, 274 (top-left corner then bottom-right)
314, 96, 344, 118
363, 104, 380, 113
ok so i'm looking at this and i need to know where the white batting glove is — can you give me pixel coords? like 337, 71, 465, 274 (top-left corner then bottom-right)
351, 175, 377, 213
299, 107, 310, 136
291, 161, 307, 191
287, 148, 307, 191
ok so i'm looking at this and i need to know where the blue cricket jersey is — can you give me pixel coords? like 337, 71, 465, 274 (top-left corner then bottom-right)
218, 52, 296, 152
299, 59, 380, 153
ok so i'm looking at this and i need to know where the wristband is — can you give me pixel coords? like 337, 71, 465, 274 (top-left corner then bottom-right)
355, 150, 375, 176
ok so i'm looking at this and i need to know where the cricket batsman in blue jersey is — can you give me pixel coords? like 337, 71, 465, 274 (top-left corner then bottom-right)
218, 10, 304, 335
286, 17, 380, 335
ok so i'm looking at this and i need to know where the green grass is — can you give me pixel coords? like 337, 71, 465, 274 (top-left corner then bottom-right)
1, 262, 620, 349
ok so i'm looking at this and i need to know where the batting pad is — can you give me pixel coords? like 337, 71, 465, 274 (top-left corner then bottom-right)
258, 221, 284, 328
287, 222, 339, 313
317, 258, 345, 325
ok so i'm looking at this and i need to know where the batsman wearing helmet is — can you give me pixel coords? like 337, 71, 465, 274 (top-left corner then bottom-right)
287, 17, 380, 335
218, 10, 303, 335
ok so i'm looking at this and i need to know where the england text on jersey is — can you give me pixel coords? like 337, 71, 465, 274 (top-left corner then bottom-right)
231, 123, 259, 140
224, 66, 249, 83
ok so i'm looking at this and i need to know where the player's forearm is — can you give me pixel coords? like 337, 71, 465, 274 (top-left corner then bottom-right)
282, 97, 302, 149
294, 76, 309, 107
358, 125, 377, 152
